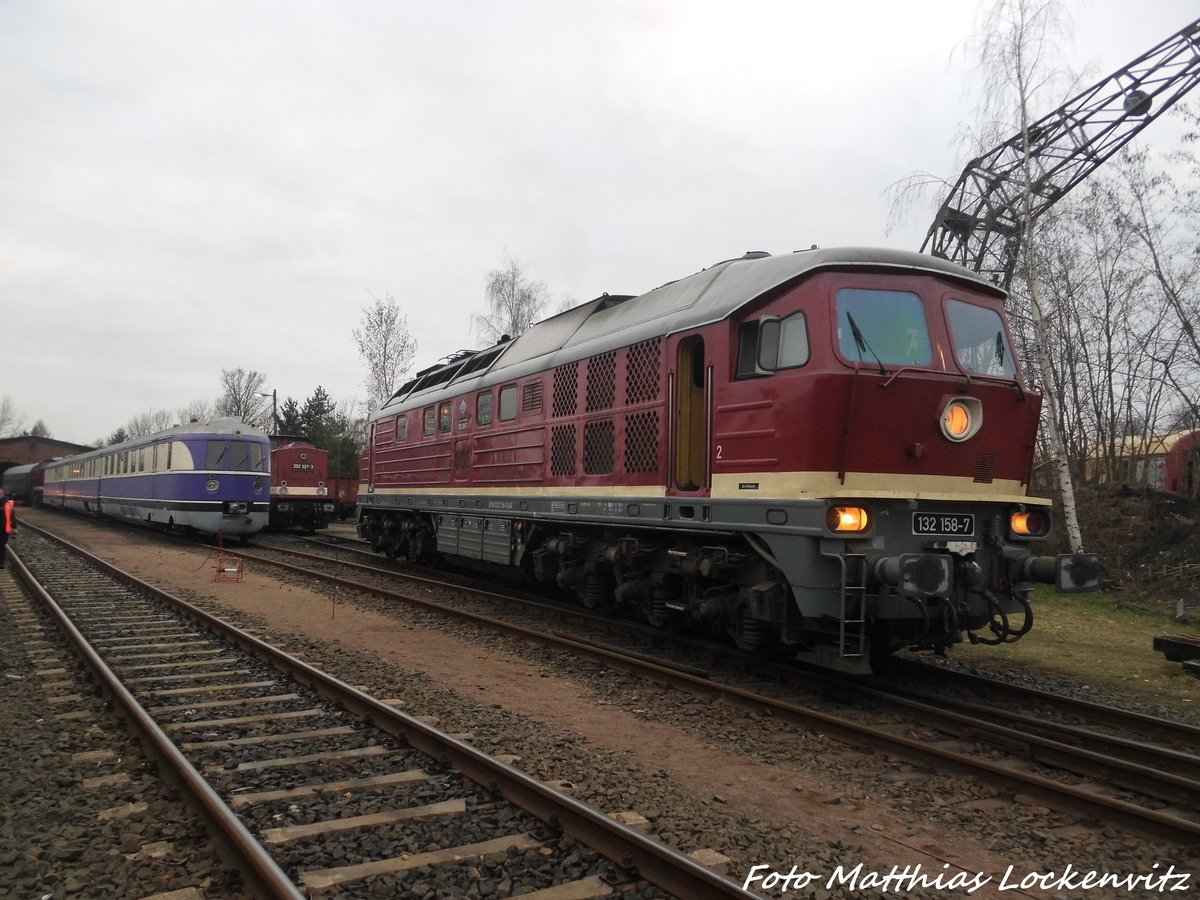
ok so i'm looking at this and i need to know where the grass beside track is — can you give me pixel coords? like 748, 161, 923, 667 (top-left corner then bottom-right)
947, 588, 1200, 714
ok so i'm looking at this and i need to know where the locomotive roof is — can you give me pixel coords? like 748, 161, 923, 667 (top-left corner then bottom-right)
381, 247, 1004, 415
48, 418, 269, 464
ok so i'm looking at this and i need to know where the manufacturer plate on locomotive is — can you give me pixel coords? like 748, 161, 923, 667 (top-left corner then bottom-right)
912, 512, 975, 536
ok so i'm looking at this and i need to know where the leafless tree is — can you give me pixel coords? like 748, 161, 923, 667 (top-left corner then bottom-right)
1033, 173, 1176, 486
125, 408, 177, 438
177, 399, 214, 424
472, 255, 548, 345
215, 368, 271, 428
969, 0, 1086, 551
353, 293, 417, 412
0, 396, 24, 437
1116, 143, 1200, 429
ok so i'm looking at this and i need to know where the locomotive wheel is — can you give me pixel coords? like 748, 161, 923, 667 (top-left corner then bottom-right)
646, 587, 675, 627
407, 532, 430, 564
730, 607, 770, 651
582, 568, 615, 613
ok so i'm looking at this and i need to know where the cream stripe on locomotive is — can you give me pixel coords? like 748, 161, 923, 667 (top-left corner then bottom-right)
711, 472, 1049, 505
271, 486, 326, 497
362, 471, 1047, 506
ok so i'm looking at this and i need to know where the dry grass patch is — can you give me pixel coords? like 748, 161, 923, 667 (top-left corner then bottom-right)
948, 588, 1199, 714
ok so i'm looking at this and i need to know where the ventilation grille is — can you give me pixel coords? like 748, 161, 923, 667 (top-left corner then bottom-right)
586, 351, 617, 412
583, 419, 615, 475
550, 424, 576, 476
552, 364, 578, 418
974, 453, 997, 483
624, 411, 660, 473
454, 447, 470, 472
626, 337, 662, 405
522, 381, 543, 413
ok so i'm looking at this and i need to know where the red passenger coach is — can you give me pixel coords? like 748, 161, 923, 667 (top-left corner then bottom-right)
358, 248, 1100, 672
268, 439, 334, 532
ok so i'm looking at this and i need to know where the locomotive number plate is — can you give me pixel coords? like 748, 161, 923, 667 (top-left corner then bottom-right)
912, 513, 975, 536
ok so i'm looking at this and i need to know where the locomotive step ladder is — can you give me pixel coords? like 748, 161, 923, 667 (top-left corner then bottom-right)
837, 552, 869, 659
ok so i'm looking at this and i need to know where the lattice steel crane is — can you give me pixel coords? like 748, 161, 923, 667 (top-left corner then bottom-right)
921, 17, 1200, 288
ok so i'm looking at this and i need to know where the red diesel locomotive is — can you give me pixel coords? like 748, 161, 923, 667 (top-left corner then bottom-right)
357, 247, 1099, 672
269, 439, 334, 532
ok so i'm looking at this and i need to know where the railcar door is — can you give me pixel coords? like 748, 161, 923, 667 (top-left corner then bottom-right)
672, 335, 710, 493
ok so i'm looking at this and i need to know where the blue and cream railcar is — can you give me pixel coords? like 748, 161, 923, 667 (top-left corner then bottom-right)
42, 418, 271, 537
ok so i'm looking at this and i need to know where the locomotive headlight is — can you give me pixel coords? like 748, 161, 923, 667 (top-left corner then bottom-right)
1011, 509, 1050, 538
205, 478, 219, 493
939, 396, 983, 442
826, 505, 870, 533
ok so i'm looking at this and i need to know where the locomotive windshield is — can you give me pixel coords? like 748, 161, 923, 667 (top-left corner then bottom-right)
835, 289, 932, 367
946, 299, 1017, 379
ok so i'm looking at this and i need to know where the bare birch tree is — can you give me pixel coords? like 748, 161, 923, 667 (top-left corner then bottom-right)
353, 293, 417, 412
472, 255, 548, 345
971, 0, 1086, 551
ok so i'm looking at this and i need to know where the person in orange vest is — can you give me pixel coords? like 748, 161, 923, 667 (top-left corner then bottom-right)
0, 487, 16, 568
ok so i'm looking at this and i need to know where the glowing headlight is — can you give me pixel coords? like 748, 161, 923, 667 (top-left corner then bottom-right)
826, 505, 870, 533
1011, 509, 1050, 538
940, 397, 982, 442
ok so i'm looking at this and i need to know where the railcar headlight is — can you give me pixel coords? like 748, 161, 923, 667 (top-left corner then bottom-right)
826, 505, 870, 533
1011, 509, 1050, 538
205, 479, 219, 493
939, 396, 983, 442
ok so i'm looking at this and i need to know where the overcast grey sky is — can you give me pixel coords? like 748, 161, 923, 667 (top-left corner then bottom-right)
2, 0, 1197, 445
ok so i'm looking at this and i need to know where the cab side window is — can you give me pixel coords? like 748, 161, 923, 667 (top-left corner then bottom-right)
499, 385, 517, 421
477, 392, 494, 426
738, 311, 809, 376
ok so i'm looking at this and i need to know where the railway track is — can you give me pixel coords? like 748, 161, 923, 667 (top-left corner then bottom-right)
11, 525, 757, 899
231, 533, 1200, 847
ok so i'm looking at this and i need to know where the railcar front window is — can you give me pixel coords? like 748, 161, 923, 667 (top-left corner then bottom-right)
947, 299, 1017, 379
206, 441, 228, 469
835, 289, 931, 367
227, 441, 253, 471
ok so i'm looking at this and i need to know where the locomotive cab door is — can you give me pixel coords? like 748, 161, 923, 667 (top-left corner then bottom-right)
672, 335, 710, 493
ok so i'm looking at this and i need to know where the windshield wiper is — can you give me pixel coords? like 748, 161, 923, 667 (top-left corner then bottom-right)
846, 312, 888, 375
